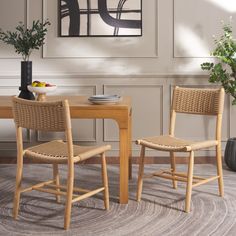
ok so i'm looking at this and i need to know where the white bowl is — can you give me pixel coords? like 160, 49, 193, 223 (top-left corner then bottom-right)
27, 85, 57, 94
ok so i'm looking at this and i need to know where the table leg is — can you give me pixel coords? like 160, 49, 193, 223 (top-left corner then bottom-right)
119, 128, 129, 204
128, 111, 132, 180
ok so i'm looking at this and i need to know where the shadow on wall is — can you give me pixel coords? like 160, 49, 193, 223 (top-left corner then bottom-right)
174, 0, 236, 72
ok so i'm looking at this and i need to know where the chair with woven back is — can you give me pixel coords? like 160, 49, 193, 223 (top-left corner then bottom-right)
12, 96, 111, 229
136, 86, 225, 212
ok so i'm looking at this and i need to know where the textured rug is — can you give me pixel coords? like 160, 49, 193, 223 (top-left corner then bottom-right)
0, 164, 235, 236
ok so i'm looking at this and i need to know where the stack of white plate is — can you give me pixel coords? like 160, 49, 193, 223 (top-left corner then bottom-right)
88, 95, 121, 104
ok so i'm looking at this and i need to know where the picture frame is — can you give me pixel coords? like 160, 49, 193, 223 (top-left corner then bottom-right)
59, 0, 142, 37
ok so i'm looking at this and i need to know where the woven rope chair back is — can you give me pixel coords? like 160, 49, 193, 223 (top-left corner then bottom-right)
172, 87, 225, 115
12, 97, 71, 132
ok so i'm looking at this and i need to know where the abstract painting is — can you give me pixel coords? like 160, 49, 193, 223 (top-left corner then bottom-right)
59, 0, 142, 37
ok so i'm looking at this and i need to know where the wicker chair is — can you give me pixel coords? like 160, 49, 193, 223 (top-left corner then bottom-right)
12, 96, 111, 229
136, 86, 225, 212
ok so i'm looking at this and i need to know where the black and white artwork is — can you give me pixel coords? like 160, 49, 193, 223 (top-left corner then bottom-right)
59, 0, 142, 37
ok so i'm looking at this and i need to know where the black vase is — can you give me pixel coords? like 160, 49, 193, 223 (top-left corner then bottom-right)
18, 61, 35, 100
224, 138, 236, 171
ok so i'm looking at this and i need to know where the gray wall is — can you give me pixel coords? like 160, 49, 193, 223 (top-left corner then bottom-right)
0, 0, 236, 157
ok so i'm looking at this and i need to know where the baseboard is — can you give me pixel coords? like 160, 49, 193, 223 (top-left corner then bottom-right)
0, 156, 218, 164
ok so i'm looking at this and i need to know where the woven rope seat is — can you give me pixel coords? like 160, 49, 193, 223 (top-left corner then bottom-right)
25, 140, 111, 164
136, 135, 218, 152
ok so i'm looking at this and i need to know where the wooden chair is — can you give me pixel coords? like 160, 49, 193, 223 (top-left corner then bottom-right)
12, 96, 111, 229
136, 86, 225, 212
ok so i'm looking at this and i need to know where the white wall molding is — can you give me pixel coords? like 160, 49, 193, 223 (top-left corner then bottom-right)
103, 84, 164, 143
0, 73, 211, 80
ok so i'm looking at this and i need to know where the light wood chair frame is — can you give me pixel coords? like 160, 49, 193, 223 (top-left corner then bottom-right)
136, 86, 225, 212
12, 97, 110, 229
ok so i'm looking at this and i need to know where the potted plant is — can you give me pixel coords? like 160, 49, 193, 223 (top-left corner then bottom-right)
0, 20, 50, 99
201, 20, 236, 171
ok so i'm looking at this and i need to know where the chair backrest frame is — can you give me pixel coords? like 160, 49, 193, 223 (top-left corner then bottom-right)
12, 97, 72, 132
169, 86, 225, 142
12, 96, 74, 160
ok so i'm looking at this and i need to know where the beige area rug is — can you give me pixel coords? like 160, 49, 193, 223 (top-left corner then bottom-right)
0, 163, 235, 236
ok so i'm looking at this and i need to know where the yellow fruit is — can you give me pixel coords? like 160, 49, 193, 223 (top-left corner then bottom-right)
32, 82, 38, 87
36, 82, 46, 87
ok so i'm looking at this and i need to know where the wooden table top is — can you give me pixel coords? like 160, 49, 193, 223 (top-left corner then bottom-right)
0, 95, 131, 109
0, 96, 132, 125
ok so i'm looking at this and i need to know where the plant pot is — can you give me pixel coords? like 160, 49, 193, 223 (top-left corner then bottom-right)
18, 61, 35, 100
224, 138, 236, 171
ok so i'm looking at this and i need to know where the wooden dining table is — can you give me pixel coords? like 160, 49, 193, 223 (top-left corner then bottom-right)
0, 95, 132, 204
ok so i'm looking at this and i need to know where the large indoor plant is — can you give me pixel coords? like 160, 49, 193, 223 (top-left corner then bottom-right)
0, 20, 50, 99
201, 21, 236, 171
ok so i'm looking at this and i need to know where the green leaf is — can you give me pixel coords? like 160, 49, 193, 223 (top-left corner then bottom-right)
200, 19, 236, 104
232, 98, 236, 105
201, 62, 214, 70
0, 19, 50, 61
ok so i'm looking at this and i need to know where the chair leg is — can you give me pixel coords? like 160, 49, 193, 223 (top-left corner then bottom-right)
136, 145, 145, 201
129, 157, 132, 180
101, 152, 109, 210
64, 161, 74, 230
13, 154, 23, 219
216, 144, 224, 197
129, 113, 132, 180
53, 164, 60, 203
170, 151, 177, 189
185, 151, 194, 213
